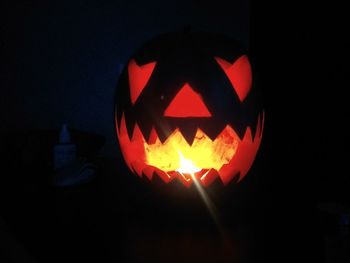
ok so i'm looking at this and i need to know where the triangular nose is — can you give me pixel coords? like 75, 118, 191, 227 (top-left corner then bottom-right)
164, 83, 212, 117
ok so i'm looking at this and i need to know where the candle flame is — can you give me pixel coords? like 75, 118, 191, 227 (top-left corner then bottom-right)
175, 152, 201, 174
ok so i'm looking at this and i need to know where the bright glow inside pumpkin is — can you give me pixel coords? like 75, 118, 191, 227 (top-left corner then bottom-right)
176, 152, 201, 174
116, 112, 263, 187
144, 126, 239, 173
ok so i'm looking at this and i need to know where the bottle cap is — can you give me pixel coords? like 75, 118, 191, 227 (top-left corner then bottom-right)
59, 124, 72, 144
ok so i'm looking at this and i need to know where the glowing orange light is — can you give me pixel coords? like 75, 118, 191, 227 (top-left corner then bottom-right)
164, 83, 212, 117
116, 112, 264, 187
176, 152, 201, 174
128, 59, 156, 104
215, 55, 252, 102
144, 127, 238, 173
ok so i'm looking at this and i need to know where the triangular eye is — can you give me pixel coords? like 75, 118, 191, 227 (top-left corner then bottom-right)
164, 83, 212, 117
128, 59, 156, 104
215, 55, 252, 102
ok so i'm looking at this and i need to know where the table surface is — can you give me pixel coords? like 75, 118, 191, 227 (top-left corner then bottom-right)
1, 157, 346, 263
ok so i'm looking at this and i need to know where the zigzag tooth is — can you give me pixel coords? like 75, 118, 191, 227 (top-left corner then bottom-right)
243, 126, 253, 143
201, 122, 226, 142
125, 115, 136, 141
131, 161, 143, 177
136, 120, 153, 143
175, 173, 192, 188
218, 168, 240, 185
131, 123, 144, 141
118, 113, 129, 140
255, 113, 261, 139
154, 168, 171, 183
147, 127, 158, 144
200, 169, 219, 187
259, 111, 265, 137
178, 125, 198, 146
142, 166, 154, 180
155, 125, 176, 144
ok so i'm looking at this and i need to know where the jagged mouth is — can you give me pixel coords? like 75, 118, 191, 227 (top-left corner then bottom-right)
116, 112, 264, 187
144, 126, 238, 172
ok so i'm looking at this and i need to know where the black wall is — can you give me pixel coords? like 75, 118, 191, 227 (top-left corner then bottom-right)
1, 1, 349, 262
1, 0, 250, 156
251, 1, 349, 262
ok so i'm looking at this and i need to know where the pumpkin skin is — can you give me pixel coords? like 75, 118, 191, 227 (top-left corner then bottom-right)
115, 31, 264, 187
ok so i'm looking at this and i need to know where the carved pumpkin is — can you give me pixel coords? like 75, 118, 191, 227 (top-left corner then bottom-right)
115, 31, 264, 187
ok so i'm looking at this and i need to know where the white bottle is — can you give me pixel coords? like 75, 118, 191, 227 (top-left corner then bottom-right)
54, 124, 77, 170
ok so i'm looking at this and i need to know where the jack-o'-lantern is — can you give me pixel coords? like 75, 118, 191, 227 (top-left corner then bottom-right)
115, 31, 264, 187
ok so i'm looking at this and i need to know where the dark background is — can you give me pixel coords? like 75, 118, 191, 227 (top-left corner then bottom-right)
1, 0, 349, 262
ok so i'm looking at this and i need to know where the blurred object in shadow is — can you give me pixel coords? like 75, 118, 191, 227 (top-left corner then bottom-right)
0, 128, 105, 186
318, 202, 350, 236
0, 128, 104, 262
0, 216, 36, 263
318, 202, 350, 263
52, 157, 96, 187
53, 124, 77, 170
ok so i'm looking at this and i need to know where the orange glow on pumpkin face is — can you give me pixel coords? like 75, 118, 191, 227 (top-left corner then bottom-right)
128, 60, 156, 104
164, 83, 212, 117
116, 42, 264, 187
144, 126, 238, 173
176, 152, 201, 174
116, 113, 264, 187
215, 55, 252, 102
